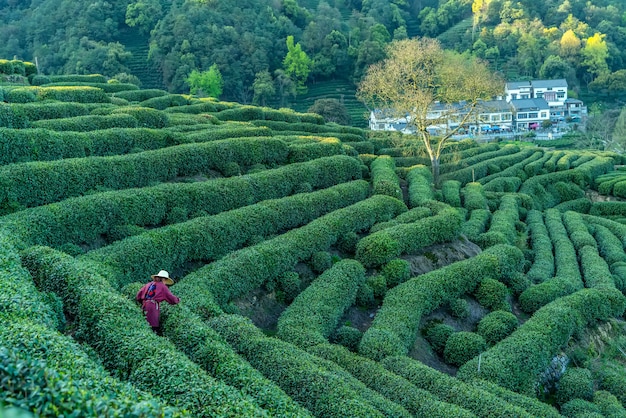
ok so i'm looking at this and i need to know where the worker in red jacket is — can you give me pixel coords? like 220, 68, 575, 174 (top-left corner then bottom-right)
136, 270, 180, 334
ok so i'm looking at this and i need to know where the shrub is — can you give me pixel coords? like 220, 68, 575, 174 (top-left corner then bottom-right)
336, 231, 359, 254
31, 114, 138, 131
356, 282, 375, 308
560, 399, 602, 417
424, 323, 454, 354
474, 278, 509, 311
333, 326, 363, 352
278, 271, 301, 302
406, 164, 434, 207
462, 182, 488, 211
371, 156, 403, 200
462, 209, 491, 242
593, 390, 626, 417
441, 180, 462, 206
444, 332, 487, 367
310, 251, 333, 273
477, 310, 518, 345
381, 259, 411, 288
0, 104, 29, 128
367, 274, 387, 299
449, 298, 470, 319
556, 367, 594, 406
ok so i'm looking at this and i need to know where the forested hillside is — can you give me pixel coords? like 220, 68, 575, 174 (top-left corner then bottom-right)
2, 73, 626, 417
1, 0, 625, 103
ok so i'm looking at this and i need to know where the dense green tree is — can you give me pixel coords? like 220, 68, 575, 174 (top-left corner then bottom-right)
283, 35, 312, 94
186, 64, 223, 98
252, 70, 275, 106
125, 0, 163, 36
307, 98, 352, 125
581, 32, 610, 82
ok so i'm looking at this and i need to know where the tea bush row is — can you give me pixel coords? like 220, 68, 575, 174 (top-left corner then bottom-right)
522, 151, 553, 177
562, 210, 597, 251
186, 195, 406, 306
0, 136, 292, 209
382, 356, 555, 418
250, 119, 364, 136
461, 182, 488, 211
112, 88, 168, 102
82, 180, 371, 288
207, 314, 408, 417
1, 155, 362, 249
277, 260, 366, 348
309, 343, 475, 418
21, 246, 266, 417
369, 207, 432, 234
519, 209, 583, 313
478, 151, 544, 185
371, 156, 402, 200
31, 113, 139, 131
477, 194, 520, 248
214, 105, 324, 125
440, 148, 536, 185
441, 180, 461, 206
525, 210, 555, 283
2, 86, 110, 103
0, 59, 37, 76
439, 144, 519, 175
406, 164, 434, 207
355, 202, 463, 268
359, 245, 524, 360
41, 81, 139, 93
462, 209, 491, 242
579, 245, 615, 289
457, 287, 626, 395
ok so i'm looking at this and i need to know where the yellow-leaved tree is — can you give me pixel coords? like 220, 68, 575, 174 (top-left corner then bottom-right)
357, 37, 503, 183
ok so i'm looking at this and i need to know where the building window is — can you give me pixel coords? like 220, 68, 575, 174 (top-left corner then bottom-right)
536, 92, 544, 98
511, 94, 517, 100
540, 112, 547, 118
521, 94, 530, 99
557, 92, 565, 99
518, 113, 528, 119
529, 112, 538, 118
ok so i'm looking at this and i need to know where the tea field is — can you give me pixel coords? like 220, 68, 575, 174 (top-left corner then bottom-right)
2, 68, 626, 417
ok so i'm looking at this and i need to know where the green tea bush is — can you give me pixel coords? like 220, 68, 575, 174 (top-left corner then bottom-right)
560, 399, 602, 417
477, 310, 518, 345
29, 74, 51, 85
474, 278, 509, 311
277, 260, 366, 348
309, 343, 473, 418
140, 94, 193, 109
563, 210, 597, 251
556, 367, 594, 406
332, 326, 363, 352
593, 390, 626, 416
382, 356, 541, 418
441, 180, 461, 206
0, 104, 29, 128
440, 149, 535, 185
356, 203, 461, 268
449, 298, 470, 319
371, 156, 402, 200
112, 89, 168, 102
21, 247, 269, 417
439, 144, 518, 174
287, 137, 344, 163
108, 106, 169, 128
310, 251, 333, 273
483, 176, 522, 192
48, 74, 107, 83
336, 231, 359, 254
359, 245, 524, 360
4, 87, 37, 103
31, 113, 138, 131
37, 86, 111, 103
406, 164, 434, 207
443, 332, 487, 367
523, 151, 552, 177
462, 209, 491, 242
2, 155, 362, 248
462, 182, 488, 211
381, 259, 411, 288
590, 201, 626, 218
424, 323, 454, 354
458, 287, 626, 395
593, 224, 626, 265
207, 314, 407, 417
251, 119, 364, 136
367, 274, 387, 299
15, 102, 91, 121
0, 136, 291, 209
478, 194, 520, 248
468, 379, 562, 417
579, 245, 615, 289
553, 197, 592, 213
82, 181, 373, 288
526, 210, 555, 283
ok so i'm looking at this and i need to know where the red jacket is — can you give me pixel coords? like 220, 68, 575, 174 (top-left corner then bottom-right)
136, 281, 180, 327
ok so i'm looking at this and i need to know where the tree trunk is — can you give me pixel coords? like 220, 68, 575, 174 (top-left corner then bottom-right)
431, 156, 440, 186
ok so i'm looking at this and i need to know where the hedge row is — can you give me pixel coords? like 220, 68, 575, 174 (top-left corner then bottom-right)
250, 119, 364, 136
1, 155, 363, 249
277, 260, 366, 348
461, 182, 488, 211
158, 298, 312, 417
0, 241, 185, 417
582, 215, 626, 247
162, 100, 237, 114
215, 105, 325, 125
371, 156, 402, 200
477, 194, 520, 248
406, 164, 434, 207
359, 244, 524, 360
206, 314, 409, 417
0, 59, 37, 76
441, 180, 461, 207
462, 209, 491, 242
457, 287, 626, 395
308, 344, 475, 418
579, 245, 615, 289
21, 246, 267, 417
525, 210, 555, 283
100, 106, 169, 128
439, 144, 520, 175
522, 150, 553, 177
482, 176, 522, 193
369, 206, 433, 234
287, 136, 345, 163
519, 209, 583, 313
563, 210, 597, 251
553, 197, 592, 213
3, 86, 111, 103
112, 89, 168, 102
183, 194, 406, 306
555, 151, 579, 171
590, 201, 626, 218
140, 94, 194, 110
0, 103, 29, 128
82, 180, 371, 288
47, 74, 107, 83
593, 224, 626, 266
11, 101, 96, 121
382, 356, 554, 418
0, 136, 291, 210
478, 151, 544, 185
440, 148, 536, 185
42, 81, 139, 93
355, 202, 462, 268
543, 151, 565, 172
595, 171, 626, 195
31, 113, 139, 131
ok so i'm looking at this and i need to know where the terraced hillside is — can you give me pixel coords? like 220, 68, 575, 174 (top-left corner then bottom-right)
2, 75, 626, 417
